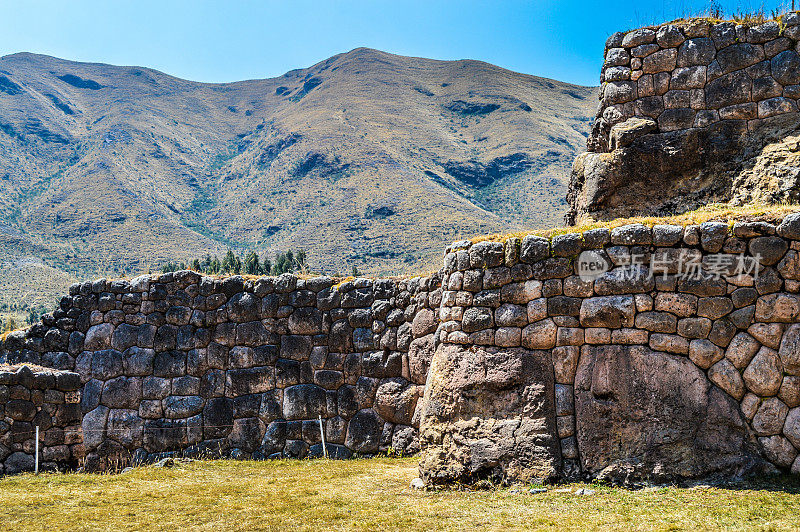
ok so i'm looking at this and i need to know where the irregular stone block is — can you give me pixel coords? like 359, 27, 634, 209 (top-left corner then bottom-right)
709, 359, 746, 400
418, 344, 560, 485
759, 435, 797, 468
283, 384, 327, 420
345, 409, 382, 453
522, 319, 557, 350
579, 296, 635, 328
752, 397, 789, 436
462, 307, 494, 333
726, 332, 761, 369
743, 347, 783, 396
576, 345, 763, 485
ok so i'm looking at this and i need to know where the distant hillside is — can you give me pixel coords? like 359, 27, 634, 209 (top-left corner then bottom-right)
0, 49, 596, 314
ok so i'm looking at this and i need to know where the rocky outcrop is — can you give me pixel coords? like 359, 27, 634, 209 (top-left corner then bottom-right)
567, 14, 800, 223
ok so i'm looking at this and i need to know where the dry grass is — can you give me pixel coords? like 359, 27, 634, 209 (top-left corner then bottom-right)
472, 202, 800, 244
0, 458, 799, 531
633, 3, 797, 30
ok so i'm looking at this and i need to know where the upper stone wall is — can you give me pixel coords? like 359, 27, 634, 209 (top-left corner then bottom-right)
567, 14, 800, 223
593, 14, 800, 151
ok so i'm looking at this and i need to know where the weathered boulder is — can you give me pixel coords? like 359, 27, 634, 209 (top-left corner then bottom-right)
418, 343, 560, 485
575, 345, 764, 486
373, 378, 420, 426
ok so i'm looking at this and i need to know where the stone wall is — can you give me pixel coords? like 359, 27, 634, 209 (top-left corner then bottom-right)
1, 271, 441, 470
4, 212, 800, 484
566, 13, 800, 223
419, 212, 800, 486
0, 365, 82, 474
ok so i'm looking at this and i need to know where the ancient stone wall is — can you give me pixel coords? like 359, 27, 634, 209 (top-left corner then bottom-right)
419, 212, 800, 485
0, 365, 82, 474
0, 272, 441, 470
567, 13, 800, 223
595, 15, 800, 149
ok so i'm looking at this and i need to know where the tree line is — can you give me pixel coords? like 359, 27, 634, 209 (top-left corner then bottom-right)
161, 249, 308, 276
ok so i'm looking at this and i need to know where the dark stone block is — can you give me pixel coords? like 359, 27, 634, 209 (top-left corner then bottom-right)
547, 296, 582, 317
280, 335, 312, 361
345, 408, 383, 454
341, 287, 374, 308
203, 397, 233, 439
153, 350, 186, 378
226, 367, 275, 396
232, 394, 261, 418
154, 325, 178, 351
91, 349, 124, 380
283, 384, 327, 420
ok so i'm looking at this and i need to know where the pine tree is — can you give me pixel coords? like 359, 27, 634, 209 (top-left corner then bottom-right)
244, 251, 260, 275
221, 249, 237, 273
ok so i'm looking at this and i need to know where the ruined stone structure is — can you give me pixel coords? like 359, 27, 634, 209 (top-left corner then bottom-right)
419, 213, 800, 485
0, 365, 82, 475
4, 216, 800, 482
1, 273, 441, 470
567, 14, 800, 223
4, 16, 800, 485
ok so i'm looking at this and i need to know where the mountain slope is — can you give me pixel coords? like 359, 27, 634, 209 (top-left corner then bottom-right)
0, 49, 596, 311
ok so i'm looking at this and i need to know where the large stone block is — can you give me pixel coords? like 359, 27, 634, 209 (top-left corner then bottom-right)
84, 323, 114, 351
374, 378, 420, 426
226, 367, 275, 396
345, 409, 382, 453
418, 343, 560, 485
579, 296, 635, 328
575, 345, 764, 485
283, 384, 327, 420
743, 347, 783, 396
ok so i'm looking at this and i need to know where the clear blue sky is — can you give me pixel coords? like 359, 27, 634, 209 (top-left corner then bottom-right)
0, 0, 793, 86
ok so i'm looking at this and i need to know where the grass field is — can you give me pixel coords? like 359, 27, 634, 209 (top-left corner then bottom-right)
1, 457, 800, 531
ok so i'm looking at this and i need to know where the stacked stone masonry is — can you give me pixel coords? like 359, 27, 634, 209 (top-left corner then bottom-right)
6, 212, 800, 483
0, 365, 82, 475
0, 272, 441, 470
420, 212, 800, 484
594, 13, 800, 152
566, 14, 800, 224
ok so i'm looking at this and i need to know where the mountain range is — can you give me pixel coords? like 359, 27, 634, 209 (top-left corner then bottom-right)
0, 49, 596, 315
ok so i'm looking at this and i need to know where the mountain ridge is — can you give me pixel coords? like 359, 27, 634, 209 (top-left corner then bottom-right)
0, 48, 596, 319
